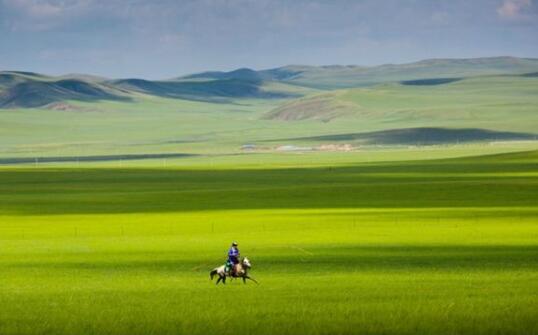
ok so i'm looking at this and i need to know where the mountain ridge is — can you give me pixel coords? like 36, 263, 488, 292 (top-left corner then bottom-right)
2, 56, 538, 108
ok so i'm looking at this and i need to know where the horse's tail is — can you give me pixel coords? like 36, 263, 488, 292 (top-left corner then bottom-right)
210, 269, 218, 280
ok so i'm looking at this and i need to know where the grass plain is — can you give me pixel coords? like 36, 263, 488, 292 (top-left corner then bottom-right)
1, 63, 537, 334
0, 150, 537, 335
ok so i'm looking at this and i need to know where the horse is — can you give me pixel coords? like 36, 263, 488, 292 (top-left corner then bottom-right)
210, 257, 258, 285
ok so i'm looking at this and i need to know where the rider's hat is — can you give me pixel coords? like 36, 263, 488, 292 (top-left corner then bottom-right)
232, 241, 238, 246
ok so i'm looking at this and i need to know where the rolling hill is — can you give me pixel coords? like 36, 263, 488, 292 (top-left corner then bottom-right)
2, 56, 538, 108
261, 73, 538, 145
110, 77, 293, 102
263, 92, 355, 122
181, 56, 538, 89
0, 71, 298, 108
0, 56, 537, 157
268, 56, 538, 89
0, 79, 130, 109
264, 73, 538, 126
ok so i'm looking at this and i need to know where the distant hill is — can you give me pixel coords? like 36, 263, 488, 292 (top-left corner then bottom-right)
272, 56, 538, 89
181, 56, 538, 89
110, 77, 291, 101
181, 68, 263, 82
0, 71, 297, 108
263, 73, 538, 125
263, 92, 355, 122
0, 71, 50, 89
0, 74, 130, 108
2, 56, 538, 108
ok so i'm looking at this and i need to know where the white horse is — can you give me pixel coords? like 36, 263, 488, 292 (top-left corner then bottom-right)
210, 257, 258, 285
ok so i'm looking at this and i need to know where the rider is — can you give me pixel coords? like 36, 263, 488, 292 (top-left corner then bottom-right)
225, 241, 240, 275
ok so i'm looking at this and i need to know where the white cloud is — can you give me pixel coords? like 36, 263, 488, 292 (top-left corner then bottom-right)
497, 0, 532, 19
1, 0, 89, 31
3, 0, 91, 18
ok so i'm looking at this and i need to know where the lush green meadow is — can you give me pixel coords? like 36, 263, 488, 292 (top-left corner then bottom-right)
1, 150, 537, 334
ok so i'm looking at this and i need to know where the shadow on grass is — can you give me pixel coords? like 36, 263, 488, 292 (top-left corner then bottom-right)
271, 127, 538, 145
0, 153, 196, 165
0, 150, 537, 215
7, 245, 538, 273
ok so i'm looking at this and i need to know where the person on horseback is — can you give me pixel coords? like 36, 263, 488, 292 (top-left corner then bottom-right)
225, 241, 240, 276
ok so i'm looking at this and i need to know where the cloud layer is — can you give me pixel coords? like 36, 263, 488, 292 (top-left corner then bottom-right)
0, 0, 537, 78
497, 0, 532, 18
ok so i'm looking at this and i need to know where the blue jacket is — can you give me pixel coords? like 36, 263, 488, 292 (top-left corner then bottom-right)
228, 247, 240, 264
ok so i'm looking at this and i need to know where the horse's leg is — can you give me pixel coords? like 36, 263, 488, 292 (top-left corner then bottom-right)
242, 276, 246, 284
223, 276, 226, 284
216, 276, 222, 285
245, 275, 259, 284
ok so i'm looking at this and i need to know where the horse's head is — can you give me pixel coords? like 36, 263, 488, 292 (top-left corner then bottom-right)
242, 257, 251, 268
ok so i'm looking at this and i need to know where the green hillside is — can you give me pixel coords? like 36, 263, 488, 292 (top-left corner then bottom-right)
0, 58, 537, 161
180, 57, 538, 89
0, 72, 130, 108
266, 74, 538, 136
0, 71, 302, 108
3, 57, 536, 105
2, 56, 538, 108
265, 56, 538, 89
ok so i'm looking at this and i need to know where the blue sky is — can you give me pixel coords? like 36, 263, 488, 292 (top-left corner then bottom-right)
0, 0, 537, 78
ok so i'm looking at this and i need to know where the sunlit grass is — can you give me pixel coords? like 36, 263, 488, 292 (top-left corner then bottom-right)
0, 151, 537, 334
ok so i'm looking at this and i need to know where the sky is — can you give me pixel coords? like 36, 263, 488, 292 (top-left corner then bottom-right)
0, 0, 537, 79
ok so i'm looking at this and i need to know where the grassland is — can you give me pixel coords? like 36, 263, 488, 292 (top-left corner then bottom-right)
1, 150, 537, 335
267, 75, 538, 131
1, 74, 536, 162
1, 59, 538, 334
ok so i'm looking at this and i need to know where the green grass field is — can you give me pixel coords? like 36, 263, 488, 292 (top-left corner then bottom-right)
1, 150, 537, 334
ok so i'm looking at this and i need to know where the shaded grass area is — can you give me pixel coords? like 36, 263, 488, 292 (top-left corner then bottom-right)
400, 77, 463, 85
1, 150, 537, 214
0, 152, 195, 165
273, 127, 538, 145
7, 245, 538, 273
